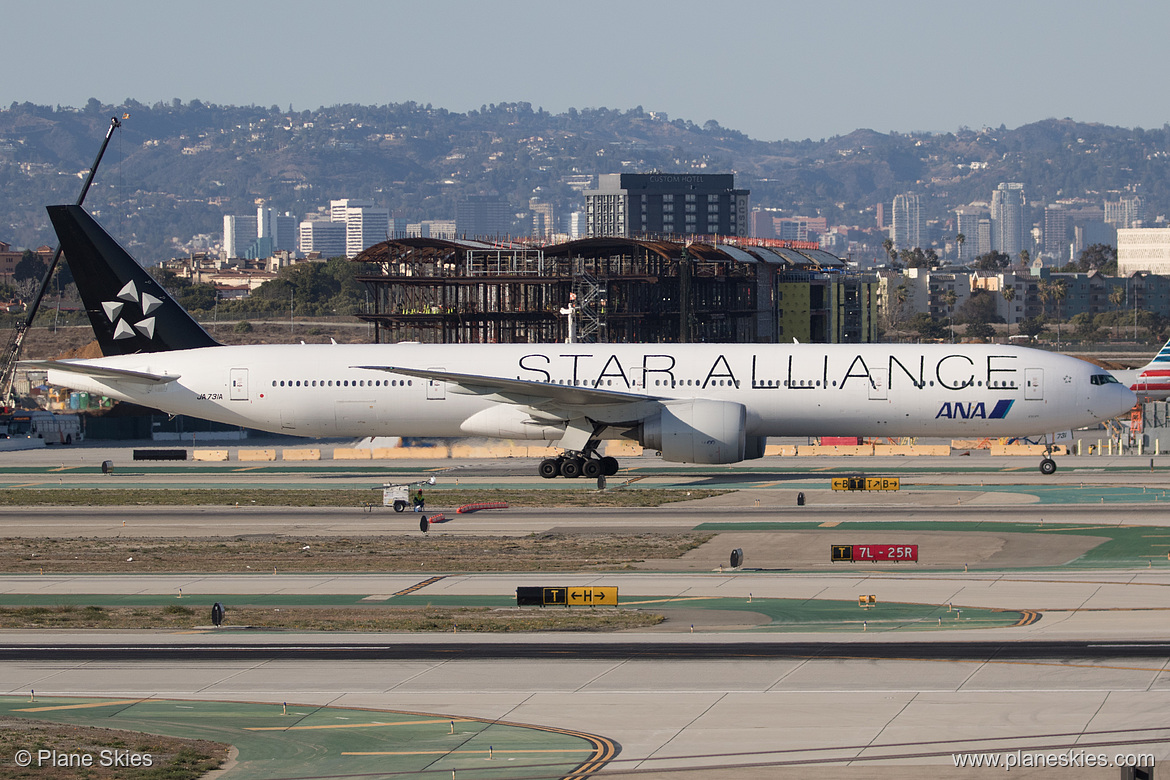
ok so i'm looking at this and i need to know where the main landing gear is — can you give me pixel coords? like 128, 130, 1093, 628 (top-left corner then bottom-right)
539, 453, 620, 479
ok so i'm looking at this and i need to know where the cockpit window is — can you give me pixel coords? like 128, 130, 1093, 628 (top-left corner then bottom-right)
1090, 374, 1121, 385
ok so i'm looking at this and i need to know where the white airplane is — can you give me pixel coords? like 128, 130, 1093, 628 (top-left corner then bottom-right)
1108, 336, 1170, 401
27, 205, 1136, 477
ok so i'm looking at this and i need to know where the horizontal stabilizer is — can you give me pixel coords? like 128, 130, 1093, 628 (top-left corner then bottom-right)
20, 360, 179, 385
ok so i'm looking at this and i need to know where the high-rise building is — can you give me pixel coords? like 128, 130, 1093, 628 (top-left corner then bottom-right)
408, 220, 457, 240
330, 198, 372, 224
1105, 194, 1144, 229
223, 214, 258, 259
750, 210, 775, 239
1119, 228, 1170, 274
455, 195, 511, 239
298, 219, 347, 258
568, 211, 587, 240
584, 173, 749, 238
977, 218, 993, 259
776, 218, 809, 242
953, 205, 986, 261
257, 207, 298, 255
330, 199, 391, 257
529, 198, 556, 240
1043, 204, 1071, 262
345, 208, 390, 258
991, 183, 1027, 258
891, 193, 922, 250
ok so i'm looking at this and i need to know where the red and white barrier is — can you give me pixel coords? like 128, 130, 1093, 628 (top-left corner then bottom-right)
455, 502, 509, 514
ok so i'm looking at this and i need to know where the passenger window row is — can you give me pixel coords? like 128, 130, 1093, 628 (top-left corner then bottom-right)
271, 379, 413, 388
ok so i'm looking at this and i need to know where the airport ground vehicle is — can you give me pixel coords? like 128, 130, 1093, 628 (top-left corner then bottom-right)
382, 476, 436, 512
2, 410, 82, 444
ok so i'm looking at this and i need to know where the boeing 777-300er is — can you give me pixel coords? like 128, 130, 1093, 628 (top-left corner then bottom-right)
1109, 336, 1170, 401
25, 205, 1137, 477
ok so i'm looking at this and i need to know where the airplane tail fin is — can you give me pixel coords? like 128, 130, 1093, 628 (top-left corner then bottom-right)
47, 204, 221, 355
1139, 334, 1170, 370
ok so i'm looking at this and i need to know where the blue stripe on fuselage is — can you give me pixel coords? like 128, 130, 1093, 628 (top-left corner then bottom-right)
989, 399, 1014, 419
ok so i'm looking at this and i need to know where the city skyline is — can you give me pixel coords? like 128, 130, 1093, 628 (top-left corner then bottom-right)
3, 1, 1170, 143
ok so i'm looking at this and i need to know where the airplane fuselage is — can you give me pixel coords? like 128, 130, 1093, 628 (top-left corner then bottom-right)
1110, 366, 1170, 402
48, 342, 1135, 445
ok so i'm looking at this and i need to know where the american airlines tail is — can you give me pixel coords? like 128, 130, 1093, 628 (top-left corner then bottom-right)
48, 204, 220, 355
30, 205, 1138, 478
1109, 335, 1170, 401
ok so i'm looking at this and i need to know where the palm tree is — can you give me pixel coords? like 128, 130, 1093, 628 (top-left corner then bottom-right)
1108, 286, 1125, 339
1036, 279, 1054, 319
956, 233, 966, 260
942, 288, 958, 343
1052, 280, 1068, 348
889, 282, 909, 330
882, 238, 897, 266
1002, 284, 1016, 334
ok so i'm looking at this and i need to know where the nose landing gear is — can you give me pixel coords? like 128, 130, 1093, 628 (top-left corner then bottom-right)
1039, 440, 1058, 475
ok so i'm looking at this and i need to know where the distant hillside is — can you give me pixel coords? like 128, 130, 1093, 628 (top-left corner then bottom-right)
2, 100, 1167, 260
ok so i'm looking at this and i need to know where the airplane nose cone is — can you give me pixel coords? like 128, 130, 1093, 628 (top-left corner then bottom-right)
1115, 383, 1138, 416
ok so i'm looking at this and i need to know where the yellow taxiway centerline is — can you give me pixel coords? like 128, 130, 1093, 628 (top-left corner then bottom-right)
343, 748, 595, 756
18, 699, 145, 713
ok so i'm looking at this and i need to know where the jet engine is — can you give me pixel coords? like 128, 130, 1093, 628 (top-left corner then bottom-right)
640, 399, 748, 464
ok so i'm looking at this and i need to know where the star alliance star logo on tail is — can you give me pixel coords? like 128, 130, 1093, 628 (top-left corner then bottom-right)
102, 280, 162, 341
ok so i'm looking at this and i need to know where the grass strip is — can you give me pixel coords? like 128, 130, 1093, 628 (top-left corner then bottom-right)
0, 533, 712, 573
0, 717, 227, 780
0, 488, 724, 507
0, 604, 663, 632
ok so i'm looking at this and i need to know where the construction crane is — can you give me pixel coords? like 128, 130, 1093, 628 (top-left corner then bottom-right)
0, 116, 123, 408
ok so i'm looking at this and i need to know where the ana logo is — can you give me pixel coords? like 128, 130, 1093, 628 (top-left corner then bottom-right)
102, 280, 162, 341
936, 399, 1014, 420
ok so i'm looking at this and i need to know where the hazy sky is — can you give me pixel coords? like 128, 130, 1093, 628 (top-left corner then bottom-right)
4, 0, 1168, 142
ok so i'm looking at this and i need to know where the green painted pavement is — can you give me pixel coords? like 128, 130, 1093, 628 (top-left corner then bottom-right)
610, 596, 1021, 633
695, 520, 1170, 568
0, 696, 608, 779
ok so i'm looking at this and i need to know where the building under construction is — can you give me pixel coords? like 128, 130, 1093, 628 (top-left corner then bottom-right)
353, 236, 878, 345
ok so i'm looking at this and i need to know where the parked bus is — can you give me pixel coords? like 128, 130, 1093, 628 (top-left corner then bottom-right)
3, 411, 83, 444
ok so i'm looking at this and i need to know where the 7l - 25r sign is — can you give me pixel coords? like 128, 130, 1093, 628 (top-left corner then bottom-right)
831, 544, 918, 563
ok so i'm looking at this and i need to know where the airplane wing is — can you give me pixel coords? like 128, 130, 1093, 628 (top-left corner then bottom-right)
20, 360, 179, 386
353, 365, 662, 407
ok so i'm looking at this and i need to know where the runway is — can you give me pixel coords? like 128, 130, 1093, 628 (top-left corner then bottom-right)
3, 635, 1169, 778
5, 637, 1170, 661
2, 446, 1170, 776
